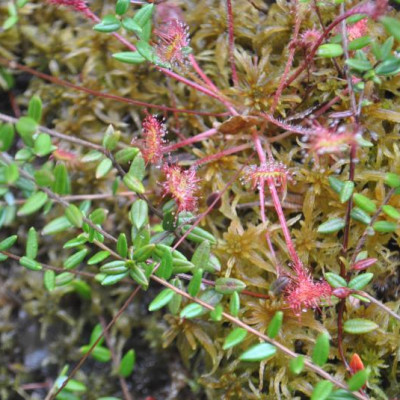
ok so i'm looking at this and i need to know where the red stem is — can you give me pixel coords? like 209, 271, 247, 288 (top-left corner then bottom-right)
163, 128, 218, 152
270, 0, 301, 113
226, 0, 239, 86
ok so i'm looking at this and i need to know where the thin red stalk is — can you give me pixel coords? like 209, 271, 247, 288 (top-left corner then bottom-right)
252, 134, 302, 269
270, 0, 301, 113
163, 128, 218, 152
226, 0, 239, 86
0, 58, 227, 118
193, 143, 252, 166
259, 112, 315, 136
189, 54, 220, 93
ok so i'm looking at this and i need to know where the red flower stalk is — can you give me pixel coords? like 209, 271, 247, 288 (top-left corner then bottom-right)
139, 115, 166, 165
285, 269, 332, 314
46, 0, 96, 21
155, 19, 190, 68
162, 164, 199, 213
243, 161, 291, 195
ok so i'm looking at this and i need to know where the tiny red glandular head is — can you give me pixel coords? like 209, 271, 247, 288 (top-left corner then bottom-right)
243, 161, 291, 193
162, 164, 199, 213
139, 115, 166, 165
285, 270, 332, 314
155, 19, 190, 67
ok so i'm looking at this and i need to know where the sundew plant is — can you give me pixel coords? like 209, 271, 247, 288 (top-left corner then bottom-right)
1, 0, 400, 399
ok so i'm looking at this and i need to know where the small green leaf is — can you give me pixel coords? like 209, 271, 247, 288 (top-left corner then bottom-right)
132, 3, 154, 28
373, 220, 397, 232
348, 35, 371, 51
100, 261, 128, 275
102, 125, 120, 151
0, 123, 15, 151
384, 172, 400, 188
215, 277, 246, 294
34, 133, 53, 156
28, 95, 42, 122
20, 256, 42, 271
340, 181, 354, 203
17, 191, 48, 216
347, 369, 368, 391
117, 233, 128, 258
239, 343, 276, 362
115, 147, 140, 163
311, 380, 333, 400
5, 163, 19, 184
43, 270, 56, 291
344, 318, 378, 334
325, 272, 347, 288
101, 272, 128, 285
223, 328, 247, 350
210, 304, 223, 321
290, 355, 305, 374
191, 240, 210, 270
132, 244, 154, 262
317, 43, 343, 58
121, 17, 143, 34
128, 153, 145, 181
317, 218, 345, 234
353, 194, 376, 214
130, 199, 148, 230
65, 204, 83, 228
89, 208, 107, 225
88, 250, 110, 265
81, 345, 111, 362
42, 216, 73, 235
0, 235, 18, 251
136, 40, 157, 62
381, 17, 400, 42
93, 14, 121, 33
149, 288, 175, 311
115, 0, 130, 15
345, 58, 372, 72
312, 332, 330, 366
82, 150, 103, 163
16, 116, 37, 145
180, 303, 205, 319
156, 248, 173, 280
26, 227, 38, 259
123, 174, 145, 194
181, 225, 217, 244
230, 291, 240, 317
55, 272, 74, 286
267, 311, 283, 339
375, 58, 400, 76
113, 51, 146, 64
96, 158, 113, 179
348, 273, 373, 290
129, 264, 148, 288
119, 349, 136, 377
350, 207, 371, 225
382, 205, 400, 220
64, 248, 89, 270
89, 324, 104, 346
53, 163, 71, 195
